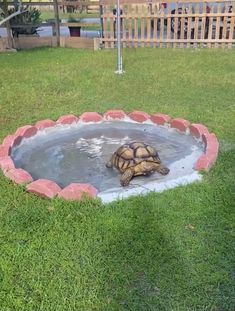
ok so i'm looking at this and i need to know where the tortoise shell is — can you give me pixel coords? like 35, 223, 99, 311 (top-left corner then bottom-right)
112, 141, 161, 172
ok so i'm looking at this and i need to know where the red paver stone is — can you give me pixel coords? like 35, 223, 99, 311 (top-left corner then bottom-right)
26, 179, 62, 199
3, 134, 22, 149
128, 111, 150, 123
0, 144, 10, 158
56, 114, 79, 125
195, 133, 219, 171
3, 135, 16, 148
150, 113, 171, 125
35, 119, 56, 130
203, 133, 219, 161
190, 124, 209, 139
0, 157, 15, 172
58, 183, 98, 200
80, 112, 103, 122
194, 154, 214, 171
202, 132, 210, 147
15, 125, 37, 138
4, 168, 33, 184
3, 135, 14, 146
12, 135, 23, 148
170, 118, 190, 132
103, 110, 126, 120
202, 133, 219, 152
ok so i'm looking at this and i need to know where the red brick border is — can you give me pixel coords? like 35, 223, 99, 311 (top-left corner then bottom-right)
58, 183, 98, 201
56, 114, 79, 125
150, 113, 171, 126
15, 125, 38, 138
35, 119, 56, 130
0, 111, 219, 200
26, 179, 61, 199
0, 144, 11, 157
190, 124, 209, 139
194, 133, 219, 171
80, 112, 103, 123
170, 118, 191, 133
103, 110, 126, 120
0, 156, 15, 172
4, 168, 33, 184
3, 134, 22, 148
128, 111, 150, 123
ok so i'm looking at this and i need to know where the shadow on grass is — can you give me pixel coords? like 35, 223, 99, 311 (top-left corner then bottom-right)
92, 203, 192, 310
91, 149, 235, 311
0, 150, 234, 311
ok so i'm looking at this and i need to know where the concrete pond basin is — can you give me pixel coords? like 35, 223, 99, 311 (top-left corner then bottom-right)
0, 111, 219, 203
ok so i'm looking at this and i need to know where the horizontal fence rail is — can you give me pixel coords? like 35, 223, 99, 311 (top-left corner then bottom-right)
100, 0, 235, 48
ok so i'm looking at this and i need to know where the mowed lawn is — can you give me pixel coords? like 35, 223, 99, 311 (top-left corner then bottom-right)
0, 48, 235, 311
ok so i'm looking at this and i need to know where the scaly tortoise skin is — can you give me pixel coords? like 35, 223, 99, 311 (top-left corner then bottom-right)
106, 141, 170, 186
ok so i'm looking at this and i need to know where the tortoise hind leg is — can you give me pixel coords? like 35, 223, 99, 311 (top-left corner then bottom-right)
120, 168, 134, 187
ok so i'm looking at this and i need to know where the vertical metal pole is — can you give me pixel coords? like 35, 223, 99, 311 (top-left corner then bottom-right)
115, 0, 124, 74
53, 0, 60, 47
100, 4, 104, 40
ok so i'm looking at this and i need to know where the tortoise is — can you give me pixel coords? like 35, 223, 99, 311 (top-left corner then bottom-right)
106, 141, 170, 187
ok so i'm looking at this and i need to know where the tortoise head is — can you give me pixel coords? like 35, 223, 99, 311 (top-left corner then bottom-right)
155, 164, 170, 175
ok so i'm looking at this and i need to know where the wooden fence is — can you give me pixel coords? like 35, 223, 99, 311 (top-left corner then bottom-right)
100, 0, 235, 48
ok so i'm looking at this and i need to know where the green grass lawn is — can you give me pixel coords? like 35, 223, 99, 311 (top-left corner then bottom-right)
0, 48, 235, 311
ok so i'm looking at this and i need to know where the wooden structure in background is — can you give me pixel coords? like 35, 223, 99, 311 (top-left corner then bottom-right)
1, 0, 234, 50
0, 0, 100, 50
100, 0, 235, 48
0, 35, 99, 50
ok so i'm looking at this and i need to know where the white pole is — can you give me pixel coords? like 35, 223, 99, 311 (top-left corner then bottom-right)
115, 0, 124, 74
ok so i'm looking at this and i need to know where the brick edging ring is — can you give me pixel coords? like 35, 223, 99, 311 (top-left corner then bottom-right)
0, 110, 219, 201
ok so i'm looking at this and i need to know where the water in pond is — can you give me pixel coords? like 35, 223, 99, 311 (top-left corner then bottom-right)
12, 121, 203, 192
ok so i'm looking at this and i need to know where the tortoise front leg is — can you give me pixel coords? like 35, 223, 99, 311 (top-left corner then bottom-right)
120, 168, 134, 186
